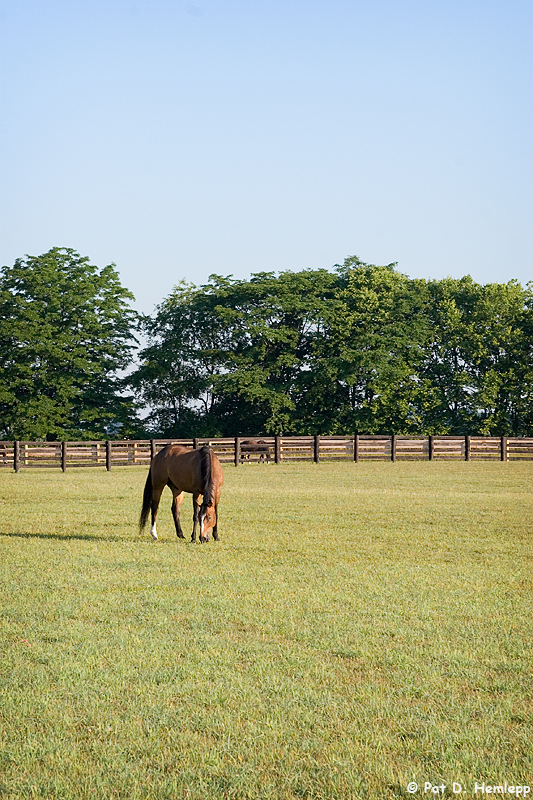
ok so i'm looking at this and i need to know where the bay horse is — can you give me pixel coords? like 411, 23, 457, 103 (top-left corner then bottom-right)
139, 444, 223, 543
240, 439, 271, 463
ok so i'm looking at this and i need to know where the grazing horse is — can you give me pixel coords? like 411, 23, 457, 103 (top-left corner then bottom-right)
139, 444, 223, 543
240, 439, 271, 463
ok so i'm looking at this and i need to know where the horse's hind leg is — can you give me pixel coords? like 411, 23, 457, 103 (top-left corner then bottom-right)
170, 486, 185, 539
150, 485, 165, 540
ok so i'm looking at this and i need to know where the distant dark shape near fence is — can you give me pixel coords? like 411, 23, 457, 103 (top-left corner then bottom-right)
1, 435, 532, 472
239, 439, 271, 463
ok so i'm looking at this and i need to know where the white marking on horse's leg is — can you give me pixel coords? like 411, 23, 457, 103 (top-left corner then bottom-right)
199, 511, 209, 542
150, 523, 158, 540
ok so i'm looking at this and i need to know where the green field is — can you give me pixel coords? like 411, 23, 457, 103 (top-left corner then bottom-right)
0, 461, 531, 800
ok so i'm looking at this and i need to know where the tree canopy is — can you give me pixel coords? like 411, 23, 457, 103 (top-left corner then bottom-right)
2, 249, 531, 439
130, 258, 533, 437
0, 248, 139, 440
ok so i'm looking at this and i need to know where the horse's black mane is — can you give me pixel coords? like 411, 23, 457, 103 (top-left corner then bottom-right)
199, 445, 213, 506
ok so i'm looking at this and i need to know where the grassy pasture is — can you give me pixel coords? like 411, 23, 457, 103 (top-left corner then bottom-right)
0, 461, 531, 800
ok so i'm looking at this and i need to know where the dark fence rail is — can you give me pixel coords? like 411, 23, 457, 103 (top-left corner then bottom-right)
1, 436, 532, 471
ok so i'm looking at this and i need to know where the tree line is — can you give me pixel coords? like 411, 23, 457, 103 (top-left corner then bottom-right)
1, 248, 532, 440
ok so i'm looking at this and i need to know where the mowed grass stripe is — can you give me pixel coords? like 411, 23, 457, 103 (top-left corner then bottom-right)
0, 462, 531, 800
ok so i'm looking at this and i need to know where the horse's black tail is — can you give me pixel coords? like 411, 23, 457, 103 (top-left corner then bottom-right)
199, 445, 213, 506
139, 468, 153, 531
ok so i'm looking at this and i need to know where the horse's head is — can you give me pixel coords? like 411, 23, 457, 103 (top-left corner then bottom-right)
199, 502, 217, 542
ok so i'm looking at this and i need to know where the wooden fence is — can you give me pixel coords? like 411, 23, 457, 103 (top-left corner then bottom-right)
1, 436, 532, 471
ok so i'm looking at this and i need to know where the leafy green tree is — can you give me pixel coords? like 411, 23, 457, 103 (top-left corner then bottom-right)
297, 257, 430, 434
132, 259, 431, 437
0, 247, 139, 440
132, 270, 338, 436
130, 280, 231, 437
209, 269, 338, 434
418, 277, 533, 435
130, 257, 532, 438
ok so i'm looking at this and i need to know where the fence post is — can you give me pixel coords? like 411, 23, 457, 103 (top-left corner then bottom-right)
235, 437, 240, 467
14, 441, 20, 473
150, 439, 156, 461
353, 435, 359, 462
391, 434, 396, 462
275, 436, 281, 464
428, 435, 434, 461
465, 435, 470, 462
106, 440, 112, 471
314, 435, 320, 463
61, 441, 67, 472
501, 436, 507, 462
193, 438, 199, 450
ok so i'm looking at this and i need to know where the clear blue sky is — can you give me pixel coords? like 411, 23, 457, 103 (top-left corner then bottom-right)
1, 0, 531, 314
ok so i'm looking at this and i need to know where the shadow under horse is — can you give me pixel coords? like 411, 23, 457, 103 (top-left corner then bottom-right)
240, 439, 271, 462
139, 444, 224, 543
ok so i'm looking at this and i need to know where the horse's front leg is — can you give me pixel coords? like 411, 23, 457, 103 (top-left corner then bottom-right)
191, 493, 201, 543
171, 489, 185, 539
212, 504, 219, 541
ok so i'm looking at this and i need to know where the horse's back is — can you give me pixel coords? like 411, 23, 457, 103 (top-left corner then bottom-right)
157, 443, 190, 461
153, 443, 222, 495
152, 444, 196, 490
